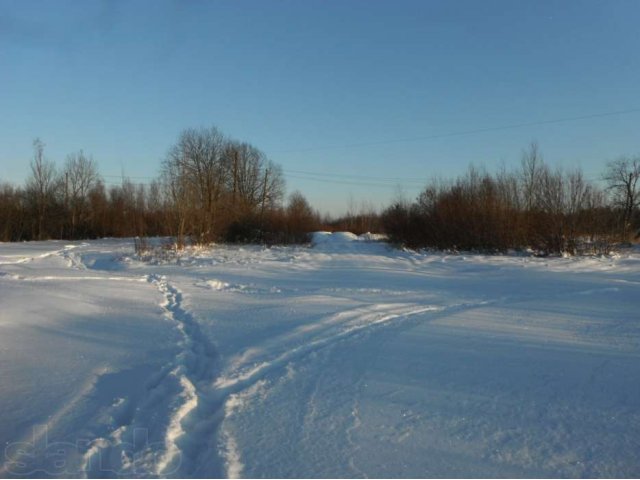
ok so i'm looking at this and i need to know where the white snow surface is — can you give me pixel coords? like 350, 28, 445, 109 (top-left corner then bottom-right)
1, 235, 639, 478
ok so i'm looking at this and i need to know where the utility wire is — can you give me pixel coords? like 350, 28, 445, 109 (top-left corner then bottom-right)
99, 106, 630, 187
102, 174, 156, 180
284, 168, 429, 183
284, 173, 422, 189
100, 170, 604, 189
101, 170, 427, 184
100, 175, 421, 189
271, 107, 640, 154
101, 169, 605, 189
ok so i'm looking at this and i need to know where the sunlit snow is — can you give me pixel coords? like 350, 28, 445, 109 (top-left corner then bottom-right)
1, 234, 639, 478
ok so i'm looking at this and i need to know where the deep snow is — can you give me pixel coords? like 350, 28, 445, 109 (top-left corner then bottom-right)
0, 234, 639, 478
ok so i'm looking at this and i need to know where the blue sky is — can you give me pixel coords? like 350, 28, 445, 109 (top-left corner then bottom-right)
1, 0, 639, 214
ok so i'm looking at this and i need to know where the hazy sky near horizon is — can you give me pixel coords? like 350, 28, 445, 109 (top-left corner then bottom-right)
1, 0, 639, 214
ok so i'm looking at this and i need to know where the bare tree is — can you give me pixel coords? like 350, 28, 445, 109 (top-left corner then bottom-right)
163, 127, 228, 242
520, 141, 544, 212
88, 180, 109, 238
0, 182, 25, 241
223, 141, 274, 217
384, 153, 615, 255
2, 128, 293, 243
162, 157, 190, 247
63, 151, 99, 237
146, 179, 167, 236
285, 191, 318, 242
259, 161, 285, 233
26, 139, 59, 240
603, 156, 640, 239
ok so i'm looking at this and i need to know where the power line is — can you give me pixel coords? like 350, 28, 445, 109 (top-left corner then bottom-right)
102, 174, 156, 180
101, 103, 625, 188
102, 181, 153, 187
283, 173, 422, 189
270, 107, 640, 154
284, 168, 428, 184
100, 170, 428, 185
100, 169, 605, 190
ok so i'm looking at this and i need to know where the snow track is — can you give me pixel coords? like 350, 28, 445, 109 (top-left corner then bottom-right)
51, 271, 223, 478
1, 238, 639, 478
0, 244, 78, 266
147, 274, 221, 477
214, 303, 444, 391
78, 273, 225, 478
152, 289, 457, 477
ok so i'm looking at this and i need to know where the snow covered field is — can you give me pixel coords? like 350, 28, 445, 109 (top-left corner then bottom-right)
1, 234, 639, 478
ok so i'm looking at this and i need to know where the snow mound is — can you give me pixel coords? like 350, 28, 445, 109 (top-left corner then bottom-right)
311, 231, 358, 244
358, 232, 387, 242
311, 231, 387, 253
205, 279, 230, 291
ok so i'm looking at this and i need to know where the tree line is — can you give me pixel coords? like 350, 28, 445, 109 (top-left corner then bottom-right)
382, 143, 639, 255
0, 127, 320, 244
1, 130, 638, 255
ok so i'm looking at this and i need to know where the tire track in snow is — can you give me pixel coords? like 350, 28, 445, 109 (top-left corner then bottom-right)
0, 245, 78, 266
214, 304, 443, 478
0, 245, 81, 279
213, 299, 493, 478
79, 274, 489, 478
215, 301, 491, 392
4, 274, 149, 283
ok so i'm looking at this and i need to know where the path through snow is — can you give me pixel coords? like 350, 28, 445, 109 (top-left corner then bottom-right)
0, 236, 639, 477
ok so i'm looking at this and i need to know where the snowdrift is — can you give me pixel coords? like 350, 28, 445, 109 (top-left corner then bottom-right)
310, 231, 388, 253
